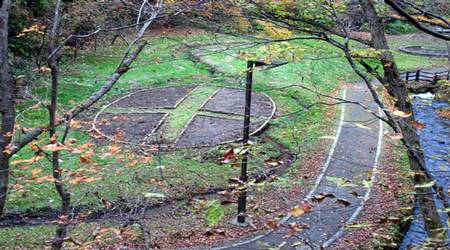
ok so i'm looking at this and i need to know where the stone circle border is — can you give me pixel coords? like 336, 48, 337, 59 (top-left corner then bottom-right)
92, 85, 276, 149
399, 45, 448, 57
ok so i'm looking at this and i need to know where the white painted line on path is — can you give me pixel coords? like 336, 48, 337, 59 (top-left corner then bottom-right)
321, 107, 384, 249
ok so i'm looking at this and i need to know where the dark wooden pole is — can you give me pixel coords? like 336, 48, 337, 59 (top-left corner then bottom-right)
237, 61, 254, 224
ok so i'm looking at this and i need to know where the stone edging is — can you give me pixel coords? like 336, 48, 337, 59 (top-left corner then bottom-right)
399, 45, 448, 57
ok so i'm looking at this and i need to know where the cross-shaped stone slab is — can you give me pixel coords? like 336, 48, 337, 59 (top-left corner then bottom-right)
92, 85, 275, 148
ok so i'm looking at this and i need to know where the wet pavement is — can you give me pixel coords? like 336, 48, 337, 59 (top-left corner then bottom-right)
210, 82, 384, 250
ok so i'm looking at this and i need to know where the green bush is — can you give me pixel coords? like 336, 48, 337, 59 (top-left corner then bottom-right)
386, 20, 417, 35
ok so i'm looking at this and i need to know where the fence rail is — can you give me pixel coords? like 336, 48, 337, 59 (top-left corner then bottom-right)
400, 69, 449, 84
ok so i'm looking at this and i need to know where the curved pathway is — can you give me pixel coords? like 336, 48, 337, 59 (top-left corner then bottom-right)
211, 82, 384, 249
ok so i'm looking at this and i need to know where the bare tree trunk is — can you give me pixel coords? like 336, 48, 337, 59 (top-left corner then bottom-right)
48, 0, 70, 214
47, 1, 71, 249
0, 0, 15, 218
360, 0, 445, 241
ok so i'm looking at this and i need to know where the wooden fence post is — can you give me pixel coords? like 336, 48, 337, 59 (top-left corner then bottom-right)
415, 70, 420, 81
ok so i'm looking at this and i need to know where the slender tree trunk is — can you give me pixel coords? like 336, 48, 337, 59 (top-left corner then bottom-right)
0, 0, 15, 218
48, 65, 70, 214
48, 0, 70, 214
47, 1, 71, 249
359, 0, 445, 241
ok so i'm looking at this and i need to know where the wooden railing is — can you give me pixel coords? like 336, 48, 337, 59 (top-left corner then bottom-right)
400, 69, 449, 84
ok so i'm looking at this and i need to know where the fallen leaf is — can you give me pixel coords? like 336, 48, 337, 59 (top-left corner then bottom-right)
228, 177, 241, 183
101, 198, 111, 209
354, 123, 371, 130
336, 198, 351, 207
35, 175, 54, 184
386, 133, 403, 140
50, 134, 58, 143
266, 219, 279, 230
222, 149, 235, 163
220, 199, 235, 205
290, 206, 306, 217
346, 221, 372, 228
42, 143, 71, 152
379, 217, 401, 224
70, 120, 83, 129
115, 130, 125, 140
312, 192, 335, 202
2, 144, 13, 155
30, 168, 42, 179
350, 191, 360, 197
415, 181, 435, 188
362, 179, 372, 188
326, 176, 357, 187
11, 155, 44, 166
392, 110, 412, 118
80, 150, 94, 163
411, 120, 426, 130
290, 203, 312, 217
144, 192, 166, 199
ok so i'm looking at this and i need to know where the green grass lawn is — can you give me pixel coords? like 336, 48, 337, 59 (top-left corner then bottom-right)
8, 31, 448, 212
2, 30, 447, 248
388, 34, 447, 70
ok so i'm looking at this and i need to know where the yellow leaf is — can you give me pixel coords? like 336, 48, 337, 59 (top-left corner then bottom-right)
290, 203, 312, 217
392, 110, 412, 118
290, 206, 305, 217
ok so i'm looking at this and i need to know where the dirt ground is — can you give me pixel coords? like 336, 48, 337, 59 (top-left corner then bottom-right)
201, 87, 275, 117
95, 112, 166, 144
176, 115, 264, 147
111, 85, 196, 109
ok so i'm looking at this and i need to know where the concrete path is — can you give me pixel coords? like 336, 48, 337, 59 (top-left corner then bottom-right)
211, 82, 384, 249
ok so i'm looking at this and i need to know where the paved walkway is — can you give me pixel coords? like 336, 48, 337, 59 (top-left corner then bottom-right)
211, 82, 384, 249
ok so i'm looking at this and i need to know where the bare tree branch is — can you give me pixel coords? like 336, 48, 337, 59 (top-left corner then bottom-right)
384, 0, 450, 41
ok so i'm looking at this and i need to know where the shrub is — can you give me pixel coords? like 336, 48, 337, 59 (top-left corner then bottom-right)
385, 20, 418, 35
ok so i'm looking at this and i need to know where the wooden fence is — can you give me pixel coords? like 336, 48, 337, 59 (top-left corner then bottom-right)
400, 69, 449, 84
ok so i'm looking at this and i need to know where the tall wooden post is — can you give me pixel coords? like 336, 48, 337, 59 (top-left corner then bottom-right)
236, 61, 254, 225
